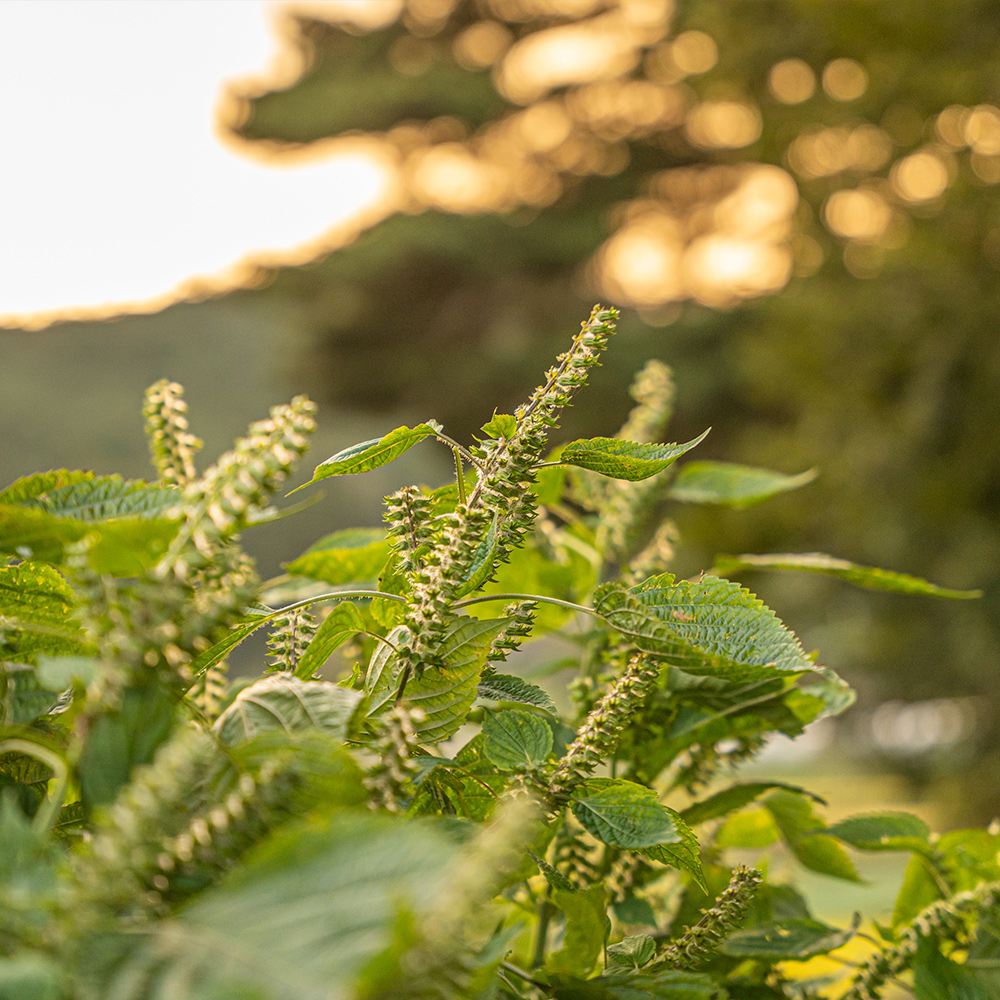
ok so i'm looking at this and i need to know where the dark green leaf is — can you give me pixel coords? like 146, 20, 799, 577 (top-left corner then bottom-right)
456, 512, 498, 596
559, 430, 709, 481
670, 461, 817, 508
476, 670, 557, 714
290, 421, 442, 492
481, 709, 553, 771
596, 575, 814, 682
711, 552, 982, 599
529, 849, 576, 892
721, 916, 857, 960
638, 821, 707, 893
612, 897, 658, 928
573, 779, 683, 850
546, 968, 719, 999
285, 528, 390, 585
214, 675, 364, 745
913, 935, 996, 1000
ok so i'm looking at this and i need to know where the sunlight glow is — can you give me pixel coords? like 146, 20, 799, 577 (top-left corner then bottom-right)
0, 1, 398, 329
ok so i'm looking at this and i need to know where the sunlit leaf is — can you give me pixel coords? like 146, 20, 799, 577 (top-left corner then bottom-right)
550, 884, 606, 977
721, 916, 858, 960
572, 778, 683, 850
670, 461, 817, 508
0, 562, 87, 664
295, 602, 367, 679
285, 527, 390, 585
0, 469, 94, 506
711, 552, 982, 599
558, 429, 709, 481
764, 789, 861, 882
596, 574, 814, 682
476, 670, 557, 714
289, 421, 442, 492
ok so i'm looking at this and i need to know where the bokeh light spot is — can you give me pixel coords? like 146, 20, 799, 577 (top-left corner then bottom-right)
822, 58, 868, 102
824, 188, 891, 241
936, 105, 971, 148
453, 20, 512, 69
965, 104, 1000, 155
768, 58, 815, 104
891, 150, 950, 203
671, 30, 718, 75
686, 101, 762, 149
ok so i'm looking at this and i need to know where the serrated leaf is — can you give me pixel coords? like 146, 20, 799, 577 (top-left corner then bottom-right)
529, 849, 576, 892
290, 421, 442, 492
596, 574, 813, 683
680, 781, 821, 826
18, 476, 181, 520
0, 562, 87, 664
477, 670, 557, 714
456, 512, 499, 597
670, 461, 817, 508
764, 789, 861, 882
825, 812, 931, 854
367, 617, 506, 744
559, 430, 710, 481
572, 778, 683, 850
112, 812, 457, 1000
550, 884, 607, 976
481, 412, 517, 439
285, 528, 391, 585
546, 968, 718, 999
482, 709, 553, 771
295, 602, 367, 679
711, 552, 982, 599
214, 675, 364, 745
0, 469, 94, 505
638, 823, 706, 893
721, 916, 857, 960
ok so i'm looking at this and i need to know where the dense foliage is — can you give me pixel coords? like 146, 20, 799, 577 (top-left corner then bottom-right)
0, 307, 991, 999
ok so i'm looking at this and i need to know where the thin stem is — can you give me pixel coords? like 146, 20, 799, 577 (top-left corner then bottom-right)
532, 889, 554, 970
454, 592, 604, 619
501, 961, 546, 988
433, 431, 482, 470
453, 447, 467, 506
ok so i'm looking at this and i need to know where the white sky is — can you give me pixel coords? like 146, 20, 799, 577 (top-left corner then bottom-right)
0, 0, 399, 328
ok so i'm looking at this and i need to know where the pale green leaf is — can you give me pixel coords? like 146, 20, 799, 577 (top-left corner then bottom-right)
559, 429, 710, 481
285, 528, 390, 585
0, 469, 94, 506
17, 475, 181, 520
711, 552, 982, 599
0, 953, 62, 1000
606, 934, 656, 969
550, 884, 607, 977
670, 461, 817, 508
572, 778, 682, 850
290, 422, 442, 492
721, 917, 857, 960
295, 602, 367, 679
825, 812, 931, 854
214, 675, 364, 745
481, 412, 517, 439
481, 709, 553, 771
680, 781, 821, 826
596, 574, 814, 682
715, 807, 781, 849
764, 790, 861, 882
0, 562, 87, 664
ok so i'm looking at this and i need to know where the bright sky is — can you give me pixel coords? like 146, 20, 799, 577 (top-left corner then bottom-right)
0, 0, 399, 328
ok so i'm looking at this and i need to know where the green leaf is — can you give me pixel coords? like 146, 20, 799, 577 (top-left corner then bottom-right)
680, 781, 821, 826
0, 953, 62, 1000
0, 562, 87, 664
294, 602, 367, 679
572, 779, 683, 850
477, 670, 557, 714
716, 807, 781, 849
711, 552, 982, 599
529, 849, 577, 892
606, 934, 656, 970
112, 811, 457, 1000
367, 617, 507, 744
721, 916, 857, 960
825, 812, 931, 854
559, 430, 710, 481
546, 968, 719, 999
550, 884, 607, 976
34, 654, 96, 691
670, 461, 817, 508
0, 469, 94, 506
764, 790, 861, 882
913, 935, 996, 1000
290, 421, 442, 492
214, 675, 364, 745
596, 574, 814, 682
285, 528, 390, 585
481, 709, 553, 771
456, 512, 499, 597
638, 823, 707, 893
77, 684, 177, 808
481, 412, 517, 439
17, 475, 181, 520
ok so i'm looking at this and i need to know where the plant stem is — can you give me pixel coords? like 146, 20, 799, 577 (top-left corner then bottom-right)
454, 592, 604, 619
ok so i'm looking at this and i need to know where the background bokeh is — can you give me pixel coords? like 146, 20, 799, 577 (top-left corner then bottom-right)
2, 0, 997, 823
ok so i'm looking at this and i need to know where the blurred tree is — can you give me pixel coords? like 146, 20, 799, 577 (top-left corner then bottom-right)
222, 0, 1000, 818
